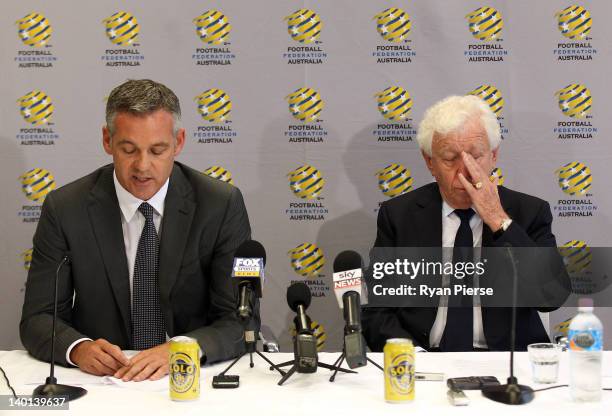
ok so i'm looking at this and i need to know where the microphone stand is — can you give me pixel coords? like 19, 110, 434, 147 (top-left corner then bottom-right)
272, 357, 357, 386
33, 255, 87, 401
481, 245, 534, 405
271, 320, 357, 385
216, 291, 286, 379
216, 328, 286, 378
328, 330, 383, 382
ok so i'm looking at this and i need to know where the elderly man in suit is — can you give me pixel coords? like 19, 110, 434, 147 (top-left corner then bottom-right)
363, 95, 569, 352
21, 79, 253, 381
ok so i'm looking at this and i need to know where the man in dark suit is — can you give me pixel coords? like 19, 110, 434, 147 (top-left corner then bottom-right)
363, 95, 570, 352
20, 79, 253, 381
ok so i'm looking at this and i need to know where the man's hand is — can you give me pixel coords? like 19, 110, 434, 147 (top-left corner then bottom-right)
70, 339, 130, 376
458, 151, 509, 231
114, 342, 170, 382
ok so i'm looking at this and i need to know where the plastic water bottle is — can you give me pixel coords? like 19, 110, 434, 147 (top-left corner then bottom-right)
569, 298, 603, 402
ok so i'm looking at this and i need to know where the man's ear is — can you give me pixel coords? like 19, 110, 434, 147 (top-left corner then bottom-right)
102, 126, 112, 155
173, 128, 186, 157
491, 147, 499, 164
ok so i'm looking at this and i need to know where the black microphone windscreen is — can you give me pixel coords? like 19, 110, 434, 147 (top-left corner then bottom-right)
286, 282, 311, 312
333, 250, 362, 273
235, 239, 267, 266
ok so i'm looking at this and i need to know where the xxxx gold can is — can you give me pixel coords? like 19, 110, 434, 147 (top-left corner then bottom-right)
169, 336, 200, 401
384, 338, 415, 403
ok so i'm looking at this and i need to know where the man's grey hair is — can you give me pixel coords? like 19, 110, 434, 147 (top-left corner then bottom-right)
105, 79, 182, 137
416, 95, 501, 156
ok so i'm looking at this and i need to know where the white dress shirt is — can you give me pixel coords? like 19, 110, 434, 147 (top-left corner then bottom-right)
65, 171, 169, 364
428, 200, 488, 350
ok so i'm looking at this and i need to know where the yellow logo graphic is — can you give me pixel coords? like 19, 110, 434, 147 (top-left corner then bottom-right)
465, 7, 504, 41
203, 166, 234, 185
18, 90, 54, 125
16, 12, 52, 47
469, 85, 504, 117
288, 243, 325, 278
285, 9, 322, 44
556, 5, 591, 40
19, 168, 56, 202
288, 165, 325, 199
560, 240, 591, 275
286, 87, 324, 122
556, 84, 592, 119
387, 352, 415, 395
194, 10, 231, 44
376, 164, 413, 198
22, 248, 33, 271
290, 320, 327, 351
375, 86, 412, 121
374, 8, 411, 43
490, 167, 504, 186
195, 89, 231, 122
553, 318, 572, 337
103, 11, 140, 46
170, 352, 196, 393
556, 162, 592, 196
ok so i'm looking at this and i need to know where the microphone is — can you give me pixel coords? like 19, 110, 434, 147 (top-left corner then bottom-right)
482, 243, 534, 405
33, 253, 87, 401
332, 250, 366, 306
286, 282, 318, 373
333, 251, 367, 369
215, 240, 287, 384
232, 240, 266, 320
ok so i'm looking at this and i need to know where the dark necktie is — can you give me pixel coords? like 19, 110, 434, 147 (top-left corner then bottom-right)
132, 202, 166, 350
439, 208, 474, 352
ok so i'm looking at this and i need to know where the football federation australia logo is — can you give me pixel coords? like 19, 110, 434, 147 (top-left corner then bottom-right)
16, 12, 52, 47
465, 7, 504, 41
194, 10, 231, 44
103, 11, 140, 45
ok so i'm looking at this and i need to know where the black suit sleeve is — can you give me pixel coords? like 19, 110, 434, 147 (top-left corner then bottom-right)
184, 186, 253, 364
491, 200, 571, 311
20, 192, 86, 366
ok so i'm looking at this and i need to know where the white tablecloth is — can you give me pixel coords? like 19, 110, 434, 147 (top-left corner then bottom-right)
0, 350, 610, 415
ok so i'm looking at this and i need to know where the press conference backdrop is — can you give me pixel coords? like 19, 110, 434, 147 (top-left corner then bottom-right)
1, 0, 611, 352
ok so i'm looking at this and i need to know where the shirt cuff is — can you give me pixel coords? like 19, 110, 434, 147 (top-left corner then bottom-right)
66, 338, 93, 366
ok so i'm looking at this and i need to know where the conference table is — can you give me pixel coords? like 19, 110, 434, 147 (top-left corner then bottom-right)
0, 350, 610, 415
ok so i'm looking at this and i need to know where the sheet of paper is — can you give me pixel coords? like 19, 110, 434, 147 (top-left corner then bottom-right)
107, 376, 168, 392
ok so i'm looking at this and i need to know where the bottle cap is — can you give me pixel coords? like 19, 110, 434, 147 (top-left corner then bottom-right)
578, 297, 594, 310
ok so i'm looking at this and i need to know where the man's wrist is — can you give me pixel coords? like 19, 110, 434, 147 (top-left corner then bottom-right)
67, 338, 92, 366
492, 217, 512, 237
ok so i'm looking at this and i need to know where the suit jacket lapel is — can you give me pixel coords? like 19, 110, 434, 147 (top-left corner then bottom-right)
87, 167, 132, 340
158, 165, 196, 336
414, 183, 443, 317
415, 182, 443, 247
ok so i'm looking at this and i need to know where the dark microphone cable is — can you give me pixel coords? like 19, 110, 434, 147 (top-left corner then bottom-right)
0, 366, 17, 399
533, 384, 612, 392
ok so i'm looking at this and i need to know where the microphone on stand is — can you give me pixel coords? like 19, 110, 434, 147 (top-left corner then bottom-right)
33, 253, 87, 401
232, 240, 266, 321
481, 244, 534, 405
287, 283, 318, 373
214, 240, 286, 387
329, 250, 384, 381
274, 282, 356, 385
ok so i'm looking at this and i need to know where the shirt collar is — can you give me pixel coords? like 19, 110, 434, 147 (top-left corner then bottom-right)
442, 200, 481, 221
113, 170, 169, 222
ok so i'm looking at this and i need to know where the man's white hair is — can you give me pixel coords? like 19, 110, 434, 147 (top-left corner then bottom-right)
416, 95, 501, 156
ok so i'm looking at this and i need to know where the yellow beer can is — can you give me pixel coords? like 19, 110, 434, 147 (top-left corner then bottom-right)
169, 336, 200, 401
384, 338, 415, 403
